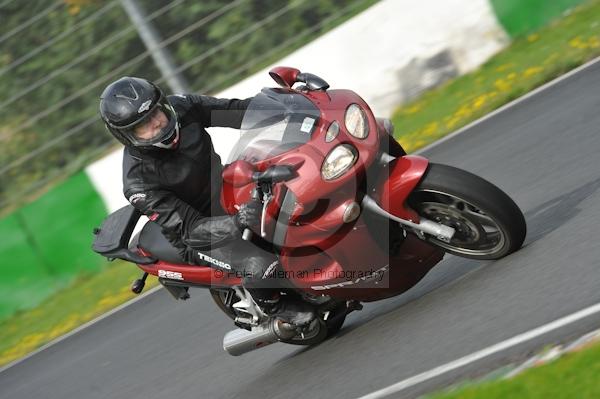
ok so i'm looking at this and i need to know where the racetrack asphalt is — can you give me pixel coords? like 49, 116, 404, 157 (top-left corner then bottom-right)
2, 58, 600, 399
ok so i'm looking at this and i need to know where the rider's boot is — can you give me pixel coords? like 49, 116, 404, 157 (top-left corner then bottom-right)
248, 288, 316, 327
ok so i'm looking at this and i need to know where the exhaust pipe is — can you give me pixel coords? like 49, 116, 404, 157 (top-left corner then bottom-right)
223, 319, 296, 356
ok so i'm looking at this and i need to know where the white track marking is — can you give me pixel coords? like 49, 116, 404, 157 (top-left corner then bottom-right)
356, 301, 600, 398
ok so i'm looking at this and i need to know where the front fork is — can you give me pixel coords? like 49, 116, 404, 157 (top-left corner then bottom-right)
367, 154, 455, 243
362, 195, 455, 243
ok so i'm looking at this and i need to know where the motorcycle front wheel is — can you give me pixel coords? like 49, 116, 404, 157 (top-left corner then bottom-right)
408, 163, 526, 260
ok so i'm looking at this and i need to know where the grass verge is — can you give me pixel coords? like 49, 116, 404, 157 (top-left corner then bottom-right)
426, 340, 600, 399
0, 261, 158, 367
1, 0, 600, 370
392, 0, 600, 152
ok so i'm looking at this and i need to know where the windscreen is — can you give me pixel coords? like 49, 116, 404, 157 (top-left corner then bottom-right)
227, 89, 320, 163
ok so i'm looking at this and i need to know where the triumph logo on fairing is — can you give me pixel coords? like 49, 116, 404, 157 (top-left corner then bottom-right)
197, 252, 232, 270
138, 100, 152, 113
310, 264, 389, 290
158, 270, 184, 280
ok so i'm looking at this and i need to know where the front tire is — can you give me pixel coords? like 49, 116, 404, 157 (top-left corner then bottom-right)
408, 163, 526, 260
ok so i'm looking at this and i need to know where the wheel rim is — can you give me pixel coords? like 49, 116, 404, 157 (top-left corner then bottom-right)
410, 189, 506, 256
288, 319, 322, 341
211, 289, 237, 320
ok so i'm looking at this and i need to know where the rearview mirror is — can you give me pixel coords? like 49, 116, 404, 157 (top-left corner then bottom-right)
254, 165, 297, 183
269, 66, 300, 88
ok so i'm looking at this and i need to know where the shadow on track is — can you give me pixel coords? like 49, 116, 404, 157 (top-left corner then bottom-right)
523, 176, 600, 245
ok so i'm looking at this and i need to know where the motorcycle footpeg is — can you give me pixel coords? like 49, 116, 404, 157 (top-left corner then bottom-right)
131, 272, 148, 294
234, 316, 256, 329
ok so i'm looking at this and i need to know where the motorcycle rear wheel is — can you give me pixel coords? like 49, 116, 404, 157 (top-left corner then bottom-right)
408, 163, 526, 260
283, 307, 347, 345
210, 288, 237, 320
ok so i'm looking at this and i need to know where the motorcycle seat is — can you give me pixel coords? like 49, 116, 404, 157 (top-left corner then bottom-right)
137, 221, 187, 264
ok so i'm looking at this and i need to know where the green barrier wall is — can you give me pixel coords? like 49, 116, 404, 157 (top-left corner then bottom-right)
490, 0, 586, 37
0, 172, 108, 320
0, 214, 59, 320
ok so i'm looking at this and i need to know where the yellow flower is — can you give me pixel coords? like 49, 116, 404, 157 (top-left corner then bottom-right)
523, 66, 543, 78
0, 332, 48, 365
413, 139, 426, 149
527, 33, 540, 42
422, 122, 439, 136
544, 53, 560, 65
455, 104, 472, 119
445, 116, 461, 129
48, 315, 81, 339
97, 291, 132, 310
495, 63, 513, 72
19, 333, 47, 348
403, 103, 423, 115
472, 94, 487, 110
494, 79, 511, 92
569, 36, 587, 49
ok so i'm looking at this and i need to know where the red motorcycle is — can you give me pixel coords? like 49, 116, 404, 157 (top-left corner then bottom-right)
93, 67, 526, 356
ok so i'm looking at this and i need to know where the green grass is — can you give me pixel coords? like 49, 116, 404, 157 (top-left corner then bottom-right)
0, 261, 158, 367
392, 0, 600, 153
427, 341, 600, 399
2, 0, 600, 371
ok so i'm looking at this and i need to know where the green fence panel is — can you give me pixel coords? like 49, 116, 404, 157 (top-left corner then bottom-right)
20, 172, 108, 278
0, 213, 58, 320
490, 0, 586, 37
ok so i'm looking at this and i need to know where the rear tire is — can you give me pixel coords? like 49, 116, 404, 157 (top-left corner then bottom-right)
408, 163, 526, 260
210, 288, 236, 320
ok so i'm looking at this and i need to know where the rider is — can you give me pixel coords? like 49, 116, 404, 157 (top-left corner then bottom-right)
99, 76, 314, 326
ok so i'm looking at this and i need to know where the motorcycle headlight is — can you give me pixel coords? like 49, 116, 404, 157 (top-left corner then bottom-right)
345, 104, 369, 139
321, 144, 358, 180
325, 121, 339, 142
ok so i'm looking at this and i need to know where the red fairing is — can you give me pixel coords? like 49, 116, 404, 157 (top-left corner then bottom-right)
222, 160, 256, 187
138, 261, 242, 287
283, 235, 444, 302
251, 89, 380, 205
136, 248, 242, 287
375, 155, 429, 222
221, 160, 257, 214
135, 68, 446, 304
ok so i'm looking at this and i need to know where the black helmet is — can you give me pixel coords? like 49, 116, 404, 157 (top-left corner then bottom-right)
99, 77, 179, 148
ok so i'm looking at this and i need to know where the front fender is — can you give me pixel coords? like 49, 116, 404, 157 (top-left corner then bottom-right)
375, 155, 429, 222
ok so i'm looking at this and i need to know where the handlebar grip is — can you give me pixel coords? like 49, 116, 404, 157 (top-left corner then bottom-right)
242, 228, 253, 241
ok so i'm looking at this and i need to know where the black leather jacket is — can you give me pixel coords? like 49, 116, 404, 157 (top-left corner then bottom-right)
122, 94, 252, 263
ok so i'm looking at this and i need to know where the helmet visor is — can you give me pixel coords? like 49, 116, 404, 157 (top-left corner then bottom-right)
120, 98, 178, 146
